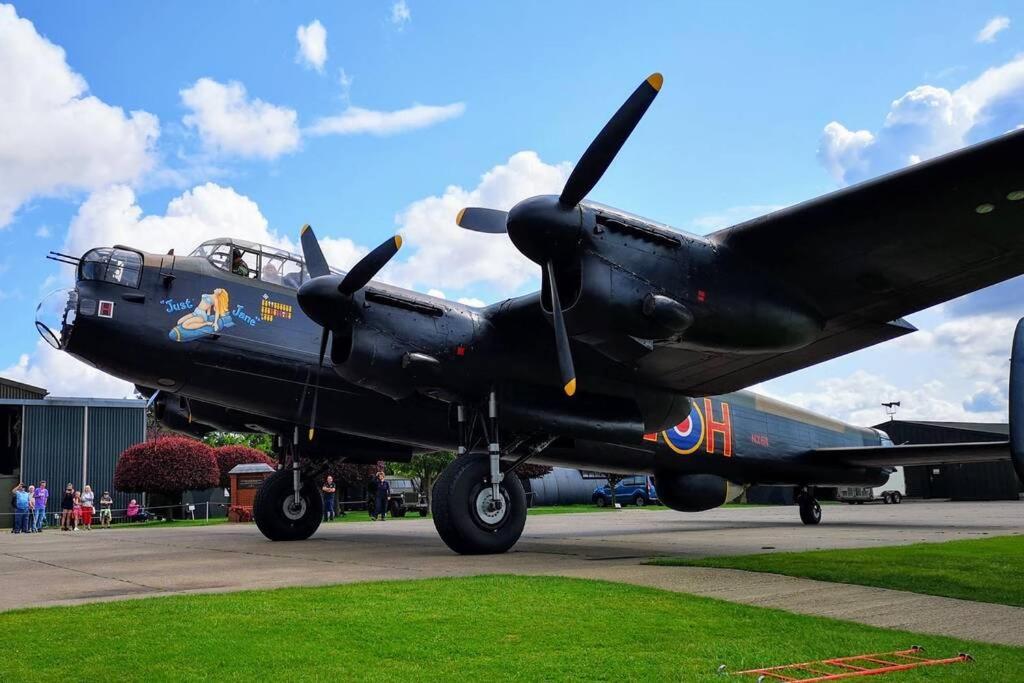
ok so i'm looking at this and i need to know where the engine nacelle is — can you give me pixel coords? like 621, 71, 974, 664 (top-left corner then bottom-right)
655, 472, 740, 512
331, 292, 481, 401
544, 206, 823, 360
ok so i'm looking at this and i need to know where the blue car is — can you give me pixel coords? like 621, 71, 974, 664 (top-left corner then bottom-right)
592, 475, 658, 507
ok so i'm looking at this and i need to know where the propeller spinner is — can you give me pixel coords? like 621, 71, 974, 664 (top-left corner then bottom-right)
297, 224, 403, 437
456, 73, 664, 396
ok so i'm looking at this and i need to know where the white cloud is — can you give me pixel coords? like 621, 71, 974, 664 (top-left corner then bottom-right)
35, 225, 50, 238
383, 151, 570, 293
767, 370, 1000, 426
3, 341, 135, 399
0, 3, 159, 228
308, 102, 465, 136
818, 56, 1024, 184
63, 182, 367, 272
390, 1, 411, 28
296, 19, 327, 72
976, 16, 1010, 43
180, 78, 300, 160
337, 68, 353, 103
766, 314, 1017, 425
457, 297, 486, 308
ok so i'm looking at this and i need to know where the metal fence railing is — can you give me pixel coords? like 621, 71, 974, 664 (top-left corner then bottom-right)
1, 501, 214, 528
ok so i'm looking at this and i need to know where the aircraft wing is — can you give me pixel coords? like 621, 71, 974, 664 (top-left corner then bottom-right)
812, 441, 1010, 467
650, 129, 1024, 395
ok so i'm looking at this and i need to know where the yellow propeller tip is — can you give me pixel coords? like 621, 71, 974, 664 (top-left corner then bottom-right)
301, 224, 311, 235
456, 208, 466, 226
308, 428, 315, 441
646, 73, 664, 92
564, 378, 577, 397
394, 235, 403, 249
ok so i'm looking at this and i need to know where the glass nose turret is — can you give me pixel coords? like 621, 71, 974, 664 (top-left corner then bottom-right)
35, 288, 78, 349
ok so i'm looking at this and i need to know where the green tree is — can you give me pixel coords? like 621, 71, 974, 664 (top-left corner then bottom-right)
391, 451, 455, 507
202, 431, 275, 455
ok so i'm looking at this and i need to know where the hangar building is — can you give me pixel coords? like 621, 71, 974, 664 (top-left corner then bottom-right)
875, 420, 1022, 501
1, 376, 146, 527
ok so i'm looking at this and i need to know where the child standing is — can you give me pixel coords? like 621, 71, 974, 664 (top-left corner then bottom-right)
71, 493, 82, 531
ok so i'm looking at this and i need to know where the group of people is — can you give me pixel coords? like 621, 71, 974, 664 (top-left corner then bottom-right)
319, 471, 392, 522
10, 481, 116, 533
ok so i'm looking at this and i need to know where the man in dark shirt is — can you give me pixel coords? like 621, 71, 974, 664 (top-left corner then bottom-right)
321, 475, 337, 521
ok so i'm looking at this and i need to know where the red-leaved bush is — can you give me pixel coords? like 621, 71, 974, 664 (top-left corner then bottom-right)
215, 445, 276, 487
114, 437, 219, 495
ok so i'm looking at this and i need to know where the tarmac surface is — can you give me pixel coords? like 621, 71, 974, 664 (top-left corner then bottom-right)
2, 501, 1023, 645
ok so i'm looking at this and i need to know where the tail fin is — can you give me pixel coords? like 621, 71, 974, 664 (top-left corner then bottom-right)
1010, 319, 1024, 484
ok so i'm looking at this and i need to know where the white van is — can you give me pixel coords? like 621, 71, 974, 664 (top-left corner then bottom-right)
836, 467, 906, 504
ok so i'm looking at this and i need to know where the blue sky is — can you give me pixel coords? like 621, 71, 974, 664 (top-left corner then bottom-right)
2, 1, 1024, 424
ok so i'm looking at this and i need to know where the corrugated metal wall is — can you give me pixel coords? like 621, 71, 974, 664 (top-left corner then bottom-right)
0, 380, 46, 400
22, 405, 84, 522
88, 407, 145, 510
20, 404, 145, 518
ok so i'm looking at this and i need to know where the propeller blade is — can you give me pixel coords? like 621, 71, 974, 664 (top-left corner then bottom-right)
456, 207, 509, 234
559, 73, 663, 208
339, 235, 403, 296
546, 260, 577, 397
300, 224, 331, 278
308, 329, 330, 441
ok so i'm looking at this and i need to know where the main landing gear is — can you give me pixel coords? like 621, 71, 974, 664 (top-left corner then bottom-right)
431, 391, 531, 555
254, 460, 323, 541
796, 487, 821, 526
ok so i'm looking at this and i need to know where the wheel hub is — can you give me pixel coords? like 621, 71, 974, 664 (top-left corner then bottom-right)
282, 496, 307, 521
474, 487, 508, 527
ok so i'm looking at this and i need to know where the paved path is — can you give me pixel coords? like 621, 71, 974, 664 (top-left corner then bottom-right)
2, 501, 1022, 646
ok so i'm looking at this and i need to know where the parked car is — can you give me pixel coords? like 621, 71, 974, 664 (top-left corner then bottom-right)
836, 467, 906, 504
368, 476, 429, 517
592, 475, 659, 507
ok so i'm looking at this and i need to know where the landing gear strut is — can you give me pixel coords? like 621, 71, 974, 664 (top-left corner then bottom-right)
796, 487, 821, 526
432, 390, 528, 554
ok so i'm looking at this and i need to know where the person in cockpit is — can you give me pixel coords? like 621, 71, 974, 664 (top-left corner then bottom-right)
231, 249, 250, 278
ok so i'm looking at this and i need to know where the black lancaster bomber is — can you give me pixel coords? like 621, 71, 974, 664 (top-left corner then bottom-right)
38, 73, 1024, 554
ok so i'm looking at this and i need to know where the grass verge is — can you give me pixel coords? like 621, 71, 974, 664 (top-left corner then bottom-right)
1, 575, 1016, 681
649, 534, 1024, 607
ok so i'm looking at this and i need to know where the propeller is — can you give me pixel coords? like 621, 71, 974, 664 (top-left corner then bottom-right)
558, 73, 662, 207
546, 261, 576, 397
454, 73, 664, 396
297, 224, 403, 438
456, 207, 509, 234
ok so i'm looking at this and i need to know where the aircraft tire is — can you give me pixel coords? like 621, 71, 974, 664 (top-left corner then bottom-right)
253, 469, 323, 541
798, 496, 821, 525
431, 453, 527, 555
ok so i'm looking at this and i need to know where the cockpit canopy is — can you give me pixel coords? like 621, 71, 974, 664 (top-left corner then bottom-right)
189, 237, 341, 289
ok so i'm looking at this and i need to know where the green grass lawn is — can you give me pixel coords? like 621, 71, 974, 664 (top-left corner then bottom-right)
650, 535, 1024, 607
1, 575, 1014, 681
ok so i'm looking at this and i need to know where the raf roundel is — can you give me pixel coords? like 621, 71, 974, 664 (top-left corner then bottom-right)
663, 402, 705, 455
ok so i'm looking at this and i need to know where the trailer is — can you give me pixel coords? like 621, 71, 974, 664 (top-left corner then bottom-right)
836, 467, 906, 504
